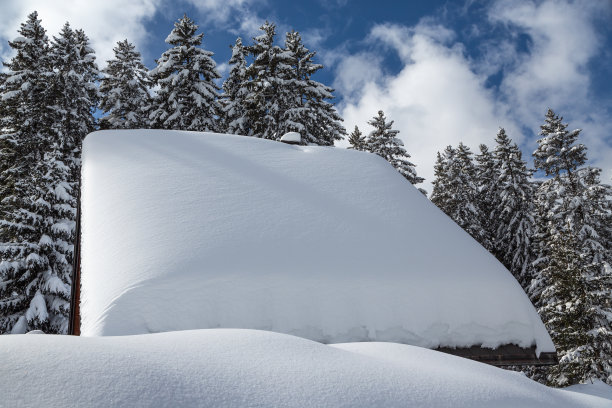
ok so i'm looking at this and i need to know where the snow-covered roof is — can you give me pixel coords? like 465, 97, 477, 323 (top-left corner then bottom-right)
79, 130, 554, 354
1, 330, 607, 408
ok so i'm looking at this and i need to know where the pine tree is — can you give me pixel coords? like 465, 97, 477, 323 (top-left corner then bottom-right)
431, 148, 455, 213
431, 143, 485, 244
454, 143, 486, 243
221, 37, 249, 135
244, 21, 290, 140
0, 12, 70, 334
530, 109, 612, 385
41, 23, 98, 333
491, 128, 535, 287
366, 110, 424, 191
50, 24, 99, 169
475, 144, 499, 253
149, 14, 221, 132
533, 109, 609, 271
533, 109, 586, 185
277, 30, 345, 145
536, 226, 611, 386
100, 39, 152, 129
347, 126, 366, 151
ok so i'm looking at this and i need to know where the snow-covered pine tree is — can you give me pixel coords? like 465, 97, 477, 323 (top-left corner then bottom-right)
0, 12, 71, 334
347, 126, 366, 151
533, 109, 586, 183
32, 22, 99, 334
531, 109, 612, 385
278, 30, 345, 146
536, 225, 612, 386
431, 148, 455, 214
149, 15, 221, 132
0, 69, 11, 208
99, 39, 152, 129
491, 128, 535, 288
454, 143, 486, 244
244, 21, 291, 140
430, 143, 485, 245
365, 110, 425, 192
221, 37, 250, 135
50, 24, 99, 170
475, 144, 499, 253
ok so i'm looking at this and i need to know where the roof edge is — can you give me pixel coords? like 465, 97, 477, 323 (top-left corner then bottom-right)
437, 344, 558, 366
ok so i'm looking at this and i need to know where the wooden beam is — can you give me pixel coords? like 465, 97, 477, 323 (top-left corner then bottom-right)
68, 181, 81, 336
436, 344, 558, 366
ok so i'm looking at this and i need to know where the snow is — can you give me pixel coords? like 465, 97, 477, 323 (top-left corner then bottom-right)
80, 129, 554, 354
280, 131, 301, 143
566, 380, 612, 401
0, 330, 606, 408
9, 316, 27, 334
25, 290, 48, 322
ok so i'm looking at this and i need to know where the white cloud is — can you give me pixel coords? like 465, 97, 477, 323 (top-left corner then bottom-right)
301, 27, 331, 51
491, 0, 598, 123
490, 0, 612, 182
336, 23, 517, 193
0, 0, 160, 68
184, 0, 267, 38
335, 0, 611, 191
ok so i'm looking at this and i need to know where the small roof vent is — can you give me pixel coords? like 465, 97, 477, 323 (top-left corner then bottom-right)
280, 132, 301, 145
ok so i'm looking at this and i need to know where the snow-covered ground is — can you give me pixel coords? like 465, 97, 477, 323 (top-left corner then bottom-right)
566, 380, 612, 401
80, 130, 553, 355
0, 329, 608, 408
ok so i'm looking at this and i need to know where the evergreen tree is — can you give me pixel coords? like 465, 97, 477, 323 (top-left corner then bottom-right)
475, 144, 499, 253
454, 143, 486, 243
366, 110, 424, 191
277, 30, 345, 145
237, 23, 345, 144
533, 109, 586, 185
491, 128, 535, 287
50, 24, 99, 170
221, 37, 249, 135
431, 148, 455, 213
347, 126, 366, 151
0, 12, 70, 334
536, 226, 611, 386
244, 21, 290, 140
533, 109, 609, 272
149, 15, 221, 131
530, 109, 612, 385
431, 143, 485, 244
99, 39, 152, 129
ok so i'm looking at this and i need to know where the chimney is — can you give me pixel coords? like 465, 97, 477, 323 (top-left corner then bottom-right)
280, 132, 301, 145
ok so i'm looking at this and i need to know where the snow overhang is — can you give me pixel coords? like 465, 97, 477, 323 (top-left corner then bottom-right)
73, 130, 556, 365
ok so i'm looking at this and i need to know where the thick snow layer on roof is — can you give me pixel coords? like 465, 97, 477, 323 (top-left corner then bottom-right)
80, 130, 554, 353
0, 330, 606, 408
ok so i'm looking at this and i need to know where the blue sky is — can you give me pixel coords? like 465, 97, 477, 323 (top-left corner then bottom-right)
1, 0, 611, 191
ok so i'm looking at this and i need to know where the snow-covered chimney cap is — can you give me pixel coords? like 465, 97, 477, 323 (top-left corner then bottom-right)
280, 132, 301, 145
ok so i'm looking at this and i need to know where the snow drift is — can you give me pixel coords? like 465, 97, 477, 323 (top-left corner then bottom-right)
79, 130, 554, 353
0, 330, 605, 408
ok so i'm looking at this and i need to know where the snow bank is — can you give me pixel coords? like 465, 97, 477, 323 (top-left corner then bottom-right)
566, 380, 612, 401
80, 130, 553, 353
0, 330, 604, 408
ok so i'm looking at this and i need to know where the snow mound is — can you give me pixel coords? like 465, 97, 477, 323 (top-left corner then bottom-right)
565, 380, 612, 401
80, 130, 553, 353
0, 330, 604, 408
280, 131, 301, 143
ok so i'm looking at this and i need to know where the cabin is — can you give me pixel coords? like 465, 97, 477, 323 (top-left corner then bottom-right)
70, 129, 557, 366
